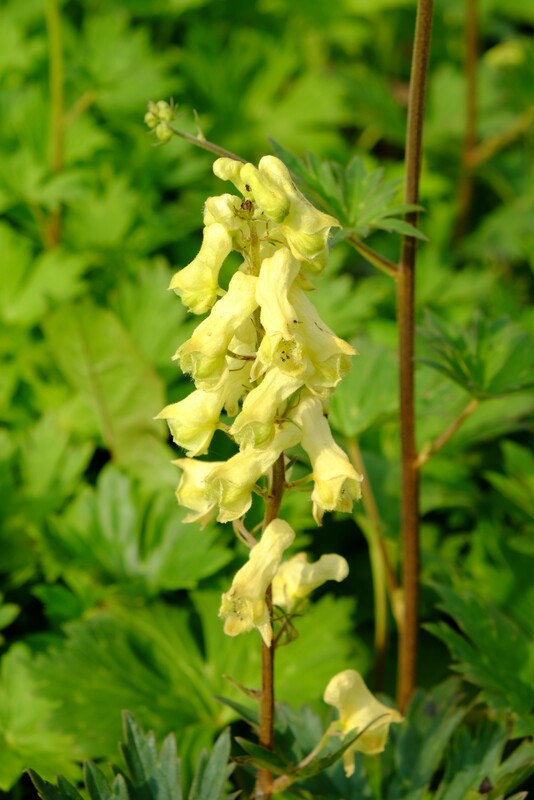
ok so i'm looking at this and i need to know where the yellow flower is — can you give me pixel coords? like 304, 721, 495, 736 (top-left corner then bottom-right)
323, 670, 402, 776
229, 367, 302, 449
176, 271, 258, 387
173, 458, 222, 526
212, 156, 339, 269
205, 420, 301, 523
169, 223, 232, 314
156, 389, 223, 457
219, 519, 295, 646
290, 395, 362, 525
272, 553, 349, 611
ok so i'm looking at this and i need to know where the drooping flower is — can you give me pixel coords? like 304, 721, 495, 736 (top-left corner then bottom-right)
173, 457, 222, 526
219, 518, 295, 646
272, 552, 349, 611
229, 366, 302, 449
323, 670, 402, 776
204, 419, 302, 522
169, 222, 232, 314
156, 389, 223, 457
290, 395, 363, 525
176, 271, 258, 387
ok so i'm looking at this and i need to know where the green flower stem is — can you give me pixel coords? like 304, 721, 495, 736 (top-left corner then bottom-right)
167, 124, 246, 163
256, 453, 286, 799
45, 0, 64, 247
396, 0, 434, 712
347, 234, 399, 278
416, 397, 480, 468
453, 0, 478, 242
346, 439, 398, 691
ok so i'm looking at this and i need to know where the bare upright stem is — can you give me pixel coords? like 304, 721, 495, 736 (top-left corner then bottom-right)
45, 0, 65, 247
396, 0, 433, 712
256, 454, 286, 799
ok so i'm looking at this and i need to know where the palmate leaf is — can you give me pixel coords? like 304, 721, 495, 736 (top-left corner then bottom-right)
271, 140, 426, 240
40, 465, 232, 597
418, 310, 534, 399
0, 645, 81, 790
427, 585, 534, 734
43, 302, 176, 487
29, 717, 234, 800
430, 720, 534, 800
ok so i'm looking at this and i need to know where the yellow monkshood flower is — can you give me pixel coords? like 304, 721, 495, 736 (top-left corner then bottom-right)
173, 457, 223, 526
213, 156, 339, 268
156, 388, 222, 457
204, 419, 302, 522
290, 395, 363, 525
256, 247, 301, 342
272, 553, 349, 611
323, 670, 402, 776
169, 222, 232, 314
219, 518, 295, 646
229, 367, 302, 449
176, 271, 258, 387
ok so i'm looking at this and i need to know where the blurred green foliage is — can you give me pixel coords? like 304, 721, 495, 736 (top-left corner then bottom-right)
0, 0, 533, 796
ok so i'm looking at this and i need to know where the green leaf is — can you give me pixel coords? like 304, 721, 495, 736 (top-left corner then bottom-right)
386, 680, 467, 800
120, 712, 182, 800
188, 729, 233, 800
485, 441, 534, 520
329, 341, 398, 438
41, 466, 231, 595
270, 141, 426, 241
418, 311, 534, 399
427, 586, 534, 728
43, 302, 174, 486
0, 645, 81, 790
28, 771, 84, 800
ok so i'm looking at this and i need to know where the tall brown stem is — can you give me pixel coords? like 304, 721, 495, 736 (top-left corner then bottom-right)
256, 454, 286, 798
396, 0, 434, 712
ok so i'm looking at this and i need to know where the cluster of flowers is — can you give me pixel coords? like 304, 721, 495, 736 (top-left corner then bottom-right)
155, 146, 401, 768
159, 154, 363, 528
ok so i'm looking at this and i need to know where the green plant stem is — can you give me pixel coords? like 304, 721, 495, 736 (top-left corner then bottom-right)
396, 0, 434, 713
468, 105, 534, 168
256, 454, 286, 799
347, 234, 399, 278
416, 397, 480, 468
168, 124, 246, 163
346, 439, 398, 691
453, 0, 478, 242
45, 0, 65, 248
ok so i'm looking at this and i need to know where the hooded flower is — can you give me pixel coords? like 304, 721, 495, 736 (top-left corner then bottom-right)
169, 223, 232, 314
205, 419, 302, 522
272, 552, 349, 611
219, 518, 295, 646
156, 389, 223, 457
212, 156, 339, 269
229, 366, 302, 449
323, 670, 402, 776
176, 271, 258, 387
173, 457, 222, 526
290, 395, 363, 525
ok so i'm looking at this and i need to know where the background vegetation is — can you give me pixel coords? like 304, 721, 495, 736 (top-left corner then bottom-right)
0, 0, 533, 796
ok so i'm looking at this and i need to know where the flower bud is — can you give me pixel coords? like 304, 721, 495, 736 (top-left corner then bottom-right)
155, 122, 172, 144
